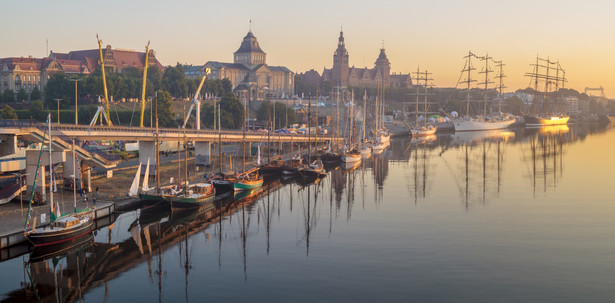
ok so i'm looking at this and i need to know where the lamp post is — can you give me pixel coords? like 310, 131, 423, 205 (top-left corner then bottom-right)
54, 99, 62, 124
69, 79, 82, 125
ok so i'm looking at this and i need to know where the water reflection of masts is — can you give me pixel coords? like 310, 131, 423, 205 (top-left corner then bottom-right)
524, 130, 566, 196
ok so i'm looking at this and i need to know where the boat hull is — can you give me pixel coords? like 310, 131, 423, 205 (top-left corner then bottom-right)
453, 119, 515, 132
25, 219, 94, 247
411, 127, 437, 137
233, 179, 264, 192
342, 154, 362, 163
169, 192, 215, 208
524, 115, 570, 127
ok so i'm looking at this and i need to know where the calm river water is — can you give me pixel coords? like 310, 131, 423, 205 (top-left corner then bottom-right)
1, 123, 615, 302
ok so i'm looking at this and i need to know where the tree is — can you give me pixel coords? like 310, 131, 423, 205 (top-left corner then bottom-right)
256, 101, 296, 129
0, 105, 18, 119
505, 96, 526, 115
162, 64, 189, 98
30, 100, 45, 121
295, 75, 317, 97
219, 93, 244, 129
30, 86, 41, 101
16, 88, 28, 102
319, 80, 334, 97
44, 73, 73, 108
151, 90, 176, 128
2, 89, 14, 103
200, 102, 215, 128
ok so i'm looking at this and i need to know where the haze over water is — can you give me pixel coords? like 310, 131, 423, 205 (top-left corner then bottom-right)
2, 124, 615, 302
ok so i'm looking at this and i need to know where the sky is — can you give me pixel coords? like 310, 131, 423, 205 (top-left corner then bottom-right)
3, 0, 614, 97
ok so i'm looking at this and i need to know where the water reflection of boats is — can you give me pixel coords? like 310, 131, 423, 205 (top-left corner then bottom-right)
444, 129, 510, 208
522, 128, 567, 196
28, 234, 94, 264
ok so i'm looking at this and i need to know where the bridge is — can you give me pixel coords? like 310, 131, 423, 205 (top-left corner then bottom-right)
0, 120, 332, 143
0, 120, 337, 203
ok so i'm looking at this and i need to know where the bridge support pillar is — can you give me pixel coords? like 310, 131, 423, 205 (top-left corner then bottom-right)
63, 151, 81, 185
81, 162, 92, 193
138, 141, 156, 175
0, 135, 17, 157
26, 149, 65, 204
195, 142, 211, 166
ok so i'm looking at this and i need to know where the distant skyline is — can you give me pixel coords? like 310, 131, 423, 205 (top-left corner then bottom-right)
3, 0, 614, 97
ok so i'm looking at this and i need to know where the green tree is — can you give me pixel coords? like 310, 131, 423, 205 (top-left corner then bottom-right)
162, 64, 188, 98
220, 79, 232, 95
256, 101, 296, 129
16, 88, 28, 102
44, 73, 73, 108
153, 90, 176, 128
29, 100, 45, 121
219, 93, 244, 129
504, 96, 526, 115
319, 80, 334, 97
2, 89, 14, 103
0, 105, 18, 119
200, 102, 215, 128
29, 86, 41, 101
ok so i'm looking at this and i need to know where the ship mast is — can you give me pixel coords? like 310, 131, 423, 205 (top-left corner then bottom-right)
460, 51, 476, 117
494, 60, 506, 113
478, 53, 493, 117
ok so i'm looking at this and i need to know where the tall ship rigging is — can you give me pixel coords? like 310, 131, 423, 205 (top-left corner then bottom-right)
453, 51, 516, 132
523, 56, 570, 127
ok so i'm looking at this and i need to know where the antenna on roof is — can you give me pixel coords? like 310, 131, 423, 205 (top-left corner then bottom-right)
249, 19, 252, 32
381, 40, 385, 49
46, 38, 48, 57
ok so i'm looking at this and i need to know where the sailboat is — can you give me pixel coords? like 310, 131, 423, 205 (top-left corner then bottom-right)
209, 104, 235, 194
232, 99, 263, 192
523, 56, 570, 127
298, 95, 326, 178
342, 94, 362, 164
360, 90, 372, 157
371, 82, 390, 152
410, 68, 438, 137
24, 115, 94, 247
453, 51, 516, 132
138, 109, 175, 202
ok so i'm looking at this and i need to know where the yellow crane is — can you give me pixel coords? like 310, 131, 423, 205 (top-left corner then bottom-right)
140, 41, 151, 127
96, 34, 112, 126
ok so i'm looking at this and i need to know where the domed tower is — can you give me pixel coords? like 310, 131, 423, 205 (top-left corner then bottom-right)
234, 31, 266, 68
332, 30, 349, 85
374, 48, 391, 85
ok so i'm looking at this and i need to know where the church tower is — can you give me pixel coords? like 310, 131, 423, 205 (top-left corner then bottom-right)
374, 47, 391, 85
332, 30, 349, 85
234, 31, 266, 68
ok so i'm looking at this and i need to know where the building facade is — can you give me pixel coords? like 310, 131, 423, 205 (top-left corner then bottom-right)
196, 31, 294, 101
0, 46, 163, 100
321, 31, 412, 88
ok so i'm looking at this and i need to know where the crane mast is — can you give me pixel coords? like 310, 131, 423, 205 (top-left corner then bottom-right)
140, 41, 151, 128
96, 34, 112, 125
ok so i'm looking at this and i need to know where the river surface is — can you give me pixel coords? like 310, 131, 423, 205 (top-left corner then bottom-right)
1, 123, 614, 302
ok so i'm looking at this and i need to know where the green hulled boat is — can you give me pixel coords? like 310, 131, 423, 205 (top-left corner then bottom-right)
169, 183, 215, 208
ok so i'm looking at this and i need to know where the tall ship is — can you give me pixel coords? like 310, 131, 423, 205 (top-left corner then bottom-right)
523, 56, 570, 127
453, 51, 516, 132
408, 68, 437, 137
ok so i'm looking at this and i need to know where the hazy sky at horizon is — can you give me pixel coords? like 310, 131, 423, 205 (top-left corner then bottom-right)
3, 0, 614, 97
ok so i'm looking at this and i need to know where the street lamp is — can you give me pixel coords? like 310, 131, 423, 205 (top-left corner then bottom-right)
54, 99, 62, 124
69, 79, 82, 125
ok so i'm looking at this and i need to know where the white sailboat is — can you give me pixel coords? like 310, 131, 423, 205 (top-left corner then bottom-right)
453, 51, 515, 132
410, 68, 438, 137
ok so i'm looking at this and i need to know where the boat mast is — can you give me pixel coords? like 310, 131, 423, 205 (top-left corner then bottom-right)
415, 67, 420, 125
308, 95, 312, 164
155, 94, 160, 194
72, 139, 77, 211
47, 114, 53, 217
218, 104, 222, 175
267, 100, 271, 165
479, 53, 493, 117
362, 90, 366, 145
335, 86, 340, 152
423, 70, 433, 126
242, 99, 246, 173
184, 131, 188, 194
494, 60, 506, 113
461, 51, 476, 117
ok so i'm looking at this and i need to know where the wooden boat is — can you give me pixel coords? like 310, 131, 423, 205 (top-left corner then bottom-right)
24, 115, 94, 247
233, 168, 264, 192
342, 149, 362, 163
169, 182, 215, 208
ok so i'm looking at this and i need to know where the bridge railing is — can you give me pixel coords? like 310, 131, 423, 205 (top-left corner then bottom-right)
1, 120, 333, 141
